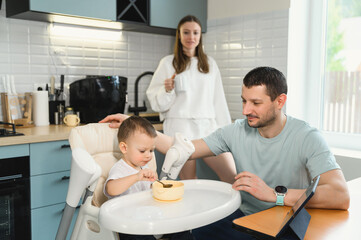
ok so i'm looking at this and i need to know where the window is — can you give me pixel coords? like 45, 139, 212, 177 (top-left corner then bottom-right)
287, 0, 361, 151
323, 0, 361, 134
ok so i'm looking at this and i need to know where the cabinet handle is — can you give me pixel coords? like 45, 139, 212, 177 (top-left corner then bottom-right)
62, 176, 70, 180
61, 144, 71, 148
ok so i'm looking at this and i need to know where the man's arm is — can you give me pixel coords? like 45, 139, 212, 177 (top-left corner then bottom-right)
189, 139, 215, 159
155, 132, 214, 159
304, 169, 350, 210
99, 113, 215, 159
233, 169, 350, 210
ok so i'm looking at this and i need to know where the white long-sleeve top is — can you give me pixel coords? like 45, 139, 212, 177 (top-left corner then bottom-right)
146, 55, 231, 128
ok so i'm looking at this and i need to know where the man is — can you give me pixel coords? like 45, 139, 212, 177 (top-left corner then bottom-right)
100, 66, 349, 239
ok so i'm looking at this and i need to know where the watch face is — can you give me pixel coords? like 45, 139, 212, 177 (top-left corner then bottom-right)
275, 186, 287, 194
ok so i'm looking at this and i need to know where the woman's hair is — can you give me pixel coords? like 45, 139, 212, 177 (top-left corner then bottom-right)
243, 66, 288, 101
117, 115, 157, 143
173, 15, 209, 74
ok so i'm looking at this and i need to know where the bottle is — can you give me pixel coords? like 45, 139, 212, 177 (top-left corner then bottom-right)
57, 104, 64, 124
64, 106, 74, 117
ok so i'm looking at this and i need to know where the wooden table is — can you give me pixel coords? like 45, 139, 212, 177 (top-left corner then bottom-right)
233, 177, 361, 239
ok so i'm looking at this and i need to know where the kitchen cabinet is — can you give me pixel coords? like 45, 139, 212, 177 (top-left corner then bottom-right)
0, 139, 75, 240
0, 144, 28, 158
116, 0, 207, 34
29, 140, 76, 240
29, 0, 116, 20
149, 0, 207, 32
5, 0, 207, 35
31, 203, 78, 240
6, 0, 116, 26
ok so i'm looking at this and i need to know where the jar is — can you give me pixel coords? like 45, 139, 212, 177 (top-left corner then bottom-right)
64, 106, 75, 116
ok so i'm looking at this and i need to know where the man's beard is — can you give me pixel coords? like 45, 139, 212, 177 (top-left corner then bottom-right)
246, 108, 277, 129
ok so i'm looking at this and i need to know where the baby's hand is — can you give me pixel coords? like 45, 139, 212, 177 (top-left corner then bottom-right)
137, 169, 157, 181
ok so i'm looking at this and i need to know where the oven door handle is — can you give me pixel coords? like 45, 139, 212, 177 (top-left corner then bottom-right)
0, 174, 23, 181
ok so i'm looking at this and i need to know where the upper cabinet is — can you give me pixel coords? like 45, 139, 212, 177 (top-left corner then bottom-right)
5, 0, 207, 35
30, 0, 116, 20
6, 0, 116, 21
150, 0, 207, 32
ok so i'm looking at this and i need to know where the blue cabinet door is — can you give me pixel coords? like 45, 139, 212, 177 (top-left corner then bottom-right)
150, 0, 207, 32
30, 0, 116, 21
31, 203, 79, 240
0, 144, 29, 159
31, 170, 70, 209
30, 140, 71, 176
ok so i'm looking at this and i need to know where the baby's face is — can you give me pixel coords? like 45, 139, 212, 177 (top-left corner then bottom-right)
121, 131, 156, 169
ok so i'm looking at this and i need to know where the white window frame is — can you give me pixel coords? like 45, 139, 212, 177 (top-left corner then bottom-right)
287, 0, 361, 151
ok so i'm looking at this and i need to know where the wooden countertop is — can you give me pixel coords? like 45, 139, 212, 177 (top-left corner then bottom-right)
0, 123, 163, 146
233, 177, 361, 239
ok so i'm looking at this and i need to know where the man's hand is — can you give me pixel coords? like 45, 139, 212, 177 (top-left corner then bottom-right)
99, 113, 129, 128
232, 171, 275, 202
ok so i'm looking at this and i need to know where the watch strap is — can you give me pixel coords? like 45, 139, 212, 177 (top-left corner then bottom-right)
276, 194, 285, 206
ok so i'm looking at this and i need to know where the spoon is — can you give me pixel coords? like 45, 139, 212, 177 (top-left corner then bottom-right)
156, 180, 173, 188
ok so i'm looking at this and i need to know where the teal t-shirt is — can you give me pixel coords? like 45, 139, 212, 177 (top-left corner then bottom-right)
203, 115, 339, 215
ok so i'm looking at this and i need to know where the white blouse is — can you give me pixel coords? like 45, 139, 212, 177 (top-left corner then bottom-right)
146, 55, 231, 128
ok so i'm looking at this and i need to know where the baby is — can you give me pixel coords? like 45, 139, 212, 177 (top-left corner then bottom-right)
104, 115, 193, 240
104, 115, 158, 199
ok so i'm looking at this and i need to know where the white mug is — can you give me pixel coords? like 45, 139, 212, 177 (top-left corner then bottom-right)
64, 114, 80, 127
174, 75, 187, 92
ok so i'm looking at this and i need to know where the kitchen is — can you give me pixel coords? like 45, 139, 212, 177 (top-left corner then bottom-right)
1, 0, 361, 239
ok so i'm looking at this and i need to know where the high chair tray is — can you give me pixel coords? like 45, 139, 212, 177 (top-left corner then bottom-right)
99, 179, 241, 235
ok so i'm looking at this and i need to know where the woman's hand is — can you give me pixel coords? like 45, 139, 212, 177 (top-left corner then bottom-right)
137, 169, 157, 181
232, 171, 275, 202
99, 113, 129, 128
164, 74, 176, 92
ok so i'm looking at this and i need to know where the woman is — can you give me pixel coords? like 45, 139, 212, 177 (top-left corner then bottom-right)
146, 15, 236, 183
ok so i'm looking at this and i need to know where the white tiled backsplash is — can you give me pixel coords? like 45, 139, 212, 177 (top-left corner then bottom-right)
0, 1, 288, 120
203, 10, 289, 119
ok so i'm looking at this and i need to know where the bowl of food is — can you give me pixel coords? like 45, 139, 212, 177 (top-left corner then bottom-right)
152, 180, 184, 201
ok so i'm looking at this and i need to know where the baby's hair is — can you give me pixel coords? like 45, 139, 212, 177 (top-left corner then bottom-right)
117, 115, 157, 143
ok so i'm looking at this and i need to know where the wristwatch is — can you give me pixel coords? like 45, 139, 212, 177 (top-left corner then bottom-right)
274, 185, 288, 206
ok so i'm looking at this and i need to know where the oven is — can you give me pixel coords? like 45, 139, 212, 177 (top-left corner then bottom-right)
0, 156, 30, 240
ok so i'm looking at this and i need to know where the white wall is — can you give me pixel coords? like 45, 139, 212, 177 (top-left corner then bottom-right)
208, 0, 290, 20
0, 1, 174, 113
205, 0, 289, 119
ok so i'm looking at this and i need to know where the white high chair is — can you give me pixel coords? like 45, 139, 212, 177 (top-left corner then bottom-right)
58, 123, 157, 240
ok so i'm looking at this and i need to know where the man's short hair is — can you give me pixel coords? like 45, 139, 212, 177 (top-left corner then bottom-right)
117, 115, 157, 143
243, 66, 288, 101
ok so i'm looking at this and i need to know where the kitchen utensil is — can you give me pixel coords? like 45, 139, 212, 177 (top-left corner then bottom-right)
2, 75, 22, 121
152, 180, 184, 201
63, 114, 80, 127
155, 180, 173, 188
0, 93, 11, 123
58, 74, 66, 101
174, 74, 187, 92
